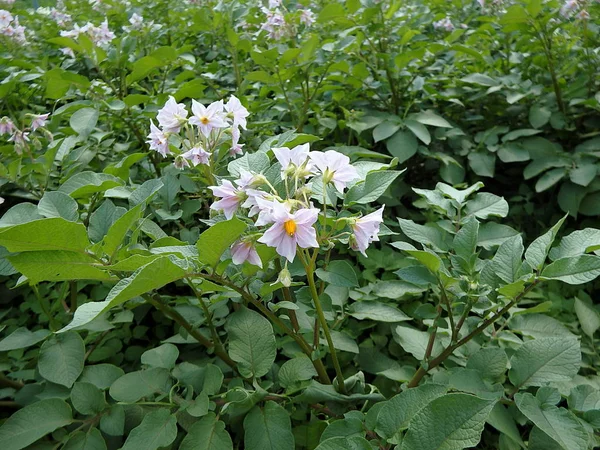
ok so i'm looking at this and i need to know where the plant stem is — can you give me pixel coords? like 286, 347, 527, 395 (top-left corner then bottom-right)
187, 278, 226, 355
143, 293, 237, 370
302, 255, 346, 393
407, 280, 539, 388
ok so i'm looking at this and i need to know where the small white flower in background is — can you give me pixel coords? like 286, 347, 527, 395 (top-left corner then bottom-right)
225, 95, 249, 130
189, 100, 228, 137
0, 9, 13, 28
257, 201, 320, 262
576, 9, 590, 19
230, 126, 245, 156
560, 0, 579, 16
157, 96, 188, 133
268, 0, 282, 8
309, 150, 359, 192
146, 122, 170, 157
299, 9, 316, 26
209, 180, 246, 219
0, 117, 15, 135
0, 197, 4, 205
181, 146, 211, 167
433, 17, 454, 31
261, 7, 287, 40
129, 13, 143, 28
350, 206, 385, 257
231, 240, 263, 267
273, 144, 313, 178
31, 113, 50, 131
61, 47, 75, 58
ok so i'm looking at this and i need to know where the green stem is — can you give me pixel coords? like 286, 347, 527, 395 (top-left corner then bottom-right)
187, 278, 226, 356
32, 285, 59, 331
302, 255, 346, 394
407, 280, 539, 388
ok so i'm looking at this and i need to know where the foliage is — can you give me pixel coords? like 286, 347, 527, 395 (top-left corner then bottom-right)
1, 0, 600, 449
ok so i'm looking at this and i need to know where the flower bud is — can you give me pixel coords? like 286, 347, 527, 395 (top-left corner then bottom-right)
275, 267, 292, 287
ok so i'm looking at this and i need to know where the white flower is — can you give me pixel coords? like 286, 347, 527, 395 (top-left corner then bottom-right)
31, 113, 50, 131
350, 206, 385, 257
0, 9, 13, 28
225, 95, 249, 130
189, 100, 228, 137
309, 150, 359, 192
146, 121, 170, 157
273, 144, 314, 179
157, 96, 188, 132
181, 146, 211, 166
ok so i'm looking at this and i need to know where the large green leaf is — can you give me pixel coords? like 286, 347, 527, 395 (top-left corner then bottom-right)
38, 332, 85, 388
464, 193, 509, 219
196, 218, 247, 267
574, 296, 600, 338
62, 428, 106, 450
0, 327, 50, 351
102, 203, 143, 257
70, 107, 99, 136
244, 402, 294, 450
179, 413, 233, 450
315, 260, 358, 287
400, 393, 497, 450
525, 215, 567, 270
121, 409, 177, 450
491, 235, 524, 284
0, 218, 90, 252
515, 393, 588, 450
508, 337, 580, 388
59, 256, 189, 332
0, 399, 73, 450
38, 191, 79, 222
108, 368, 170, 402
548, 228, 600, 260
226, 306, 276, 379
348, 301, 410, 322
59, 172, 123, 198
8, 251, 113, 283
344, 170, 401, 204
541, 255, 600, 285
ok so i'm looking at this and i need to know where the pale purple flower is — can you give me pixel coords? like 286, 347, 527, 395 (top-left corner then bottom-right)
230, 126, 245, 156
253, 195, 279, 226
8, 130, 29, 154
181, 146, 211, 166
0, 117, 15, 135
0, 9, 13, 28
433, 17, 454, 31
209, 180, 245, 219
309, 150, 358, 192
236, 170, 260, 190
31, 113, 49, 131
174, 155, 190, 170
129, 13, 143, 28
189, 100, 228, 137
257, 202, 319, 262
560, 0, 579, 16
225, 95, 249, 130
243, 189, 269, 219
299, 9, 315, 26
273, 144, 313, 178
61, 47, 75, 58
231, 240, 262, 267
146, 122, 170, 157
576, 9, 590, 19
268, 0, 281, 7
261, 7, 287, 39
350, 206, 385, 257
157, 96, 188, 132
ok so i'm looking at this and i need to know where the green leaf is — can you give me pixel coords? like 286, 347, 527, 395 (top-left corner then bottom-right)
405, 119, 431, 145
466, 347, 509, 382
196, 218, 247, 267
0, 327, 50, 351
535, 168, 566, 193
373, 121, 401, 143
549, 228, 600, 260
126, 56, 162, 84
574, 296, 600, 338
179, 413, 233, 450
8, 251, 113, 283
464, 193, 509, 219
315, 260, 358, 287
491, 235, 524, 284
348, 301, 410, 322
102, 203, 143, 257
121, 408, 177, 450
278, 355, 318, 388
400, 393, 497, 450
344, 171, 401, 205
397, 220, 450, 252
454, 216, 479, 261
109, 368, 171, 402
0, 218, 90, 252
391, 242, 444, 272
59, 172, 123, 198
508, 337, 580, 388
486, 403, 525, 448
38, 191, 78, 221
375, 384, 447, 440
393, 325, 443, 361
79, 364, 124, 390
38, 332, 85, 388
515, 393, 588, 450
141, 343, 179, 369
59, 256, 188, 332
226, 306, 276, 379
437, 182, 483, 204
315, 437, 372, 450
541, 255, 600, 284
0, 399, 73, 450
70, 108, 99, 136
386, 130, 418, 163
569, 165, 596, 187
412, 111, 453, 128
525, 215, 567, 270
529, 105, 551, 129
63, 428, 107, 450
468, 152, 495, 178
244, 401, 295, 450
70, 382, 106, 415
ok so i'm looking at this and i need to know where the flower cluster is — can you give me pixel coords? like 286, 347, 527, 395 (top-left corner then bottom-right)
60, 19, 115, 48
146, 96, 250, 170
250, 1, 315, 40
0, 113, 51, 155
433, 16, 454, 31
0, 9, 26, 44
123, 12, 161, 33
208, 144, 385, 273
560, 0, 590, 19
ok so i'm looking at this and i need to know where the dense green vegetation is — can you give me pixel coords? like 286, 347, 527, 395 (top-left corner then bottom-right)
1, 0, 599, 449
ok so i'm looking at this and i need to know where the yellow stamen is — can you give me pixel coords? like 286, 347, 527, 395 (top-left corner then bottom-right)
284, 220, 297, 236
200, 116, 209, 125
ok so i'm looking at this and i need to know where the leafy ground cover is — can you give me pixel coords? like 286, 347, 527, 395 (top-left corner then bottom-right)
0, 0, 600, 449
